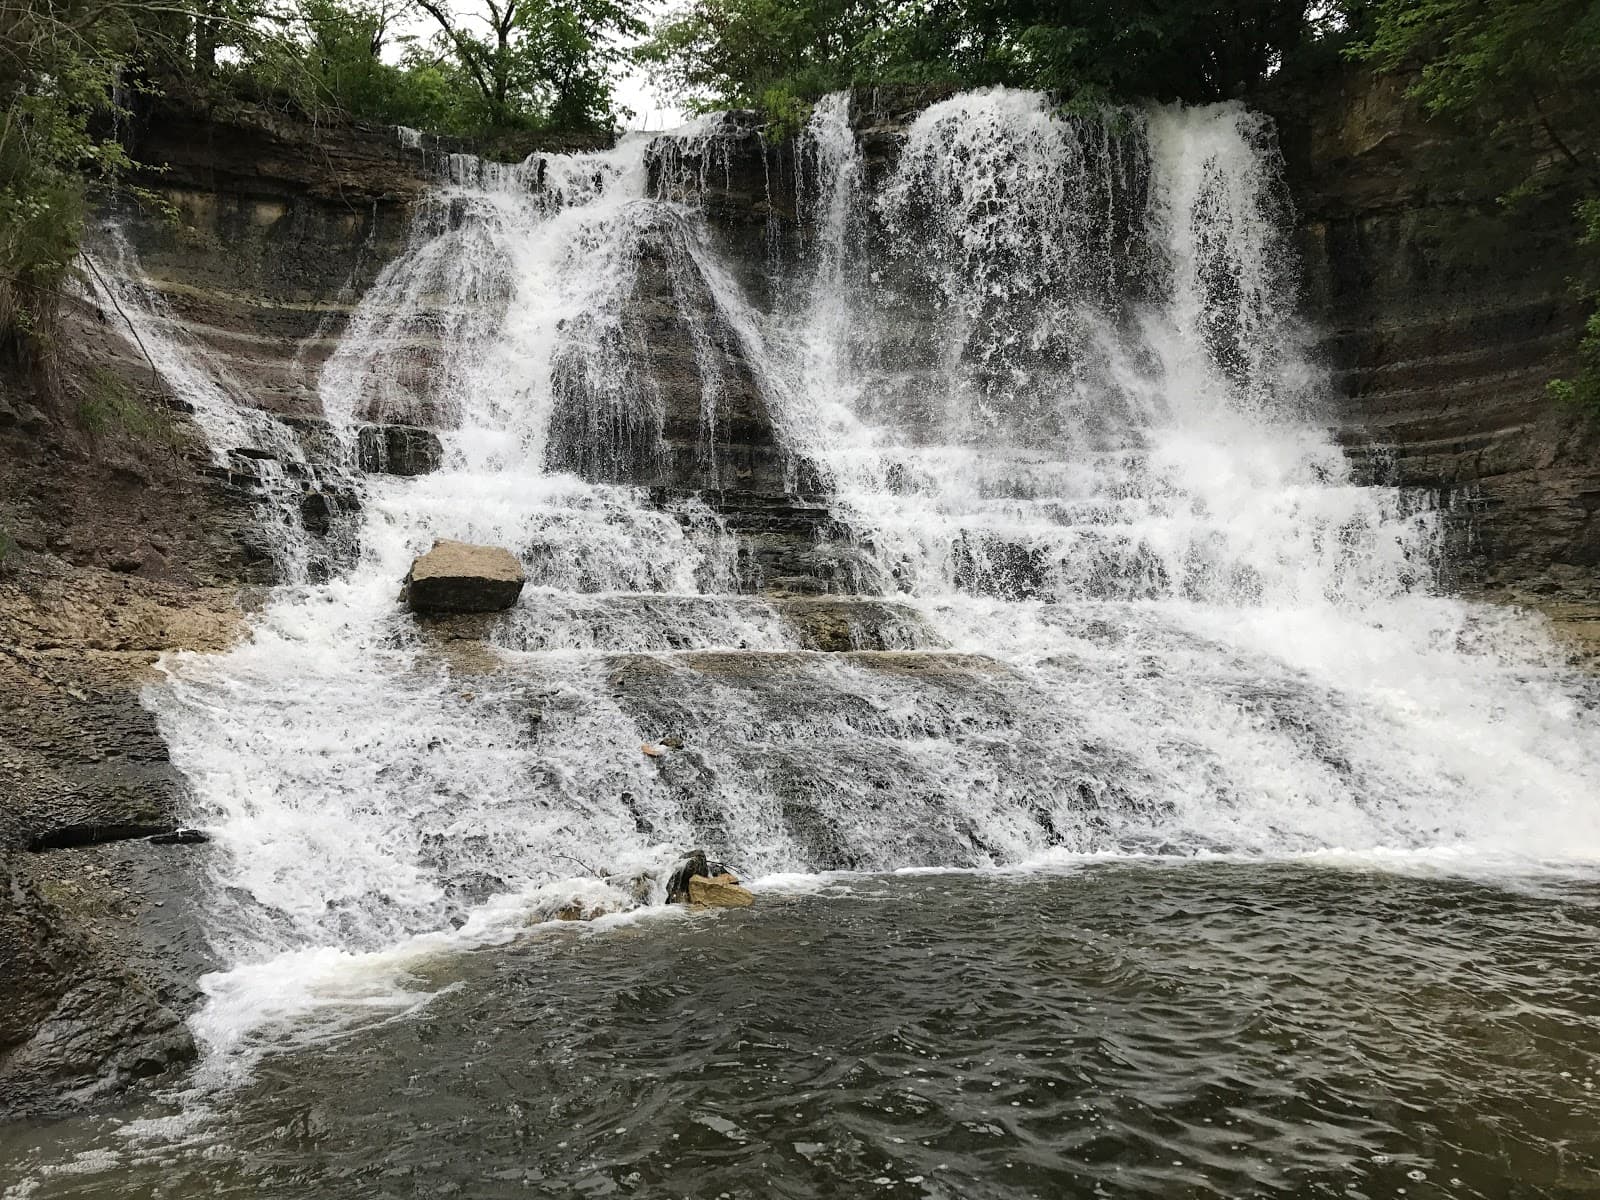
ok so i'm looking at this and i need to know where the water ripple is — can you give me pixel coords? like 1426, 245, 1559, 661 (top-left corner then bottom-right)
7, 863, 1600, 1198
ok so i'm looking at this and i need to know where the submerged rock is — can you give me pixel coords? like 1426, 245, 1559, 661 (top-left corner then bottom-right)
402, 540, 525, 614
28, 823, 208, 851
357, 424, 444, 476
552, 897, 619, 922
688, 873, 753, 908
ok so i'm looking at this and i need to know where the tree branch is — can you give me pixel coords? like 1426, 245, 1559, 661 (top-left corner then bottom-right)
414, 0, 495, 105
75, 254, 161, 387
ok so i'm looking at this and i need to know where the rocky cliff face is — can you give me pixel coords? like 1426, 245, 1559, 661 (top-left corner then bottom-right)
107, 97, 436, 424
657, 77, 1600, 611
1265, 69, 1599, 606
1, 331, 247, 1114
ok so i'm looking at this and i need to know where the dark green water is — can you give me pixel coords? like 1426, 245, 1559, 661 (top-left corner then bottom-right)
6, 862, 1600, 1198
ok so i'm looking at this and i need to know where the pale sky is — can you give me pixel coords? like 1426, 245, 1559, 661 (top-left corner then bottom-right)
615, 63, 687, 131
610, 0, 688, 130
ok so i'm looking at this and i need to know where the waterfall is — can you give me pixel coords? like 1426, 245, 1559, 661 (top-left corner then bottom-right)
82, 228, 341, 584
115, 90, 1600, 1084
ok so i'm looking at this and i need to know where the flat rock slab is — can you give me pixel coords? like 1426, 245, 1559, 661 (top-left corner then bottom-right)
688, 873, 754, 908
403, 540, 525, 615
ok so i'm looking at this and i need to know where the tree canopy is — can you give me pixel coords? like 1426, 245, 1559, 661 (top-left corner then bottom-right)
637, 0, 1333, 115
234, 0, 643, 134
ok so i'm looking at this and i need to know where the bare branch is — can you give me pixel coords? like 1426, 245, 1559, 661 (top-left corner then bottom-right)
75, 253, 161, 386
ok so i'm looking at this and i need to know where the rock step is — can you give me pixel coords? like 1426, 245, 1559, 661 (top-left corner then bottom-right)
403, 540, 525, 614
649, 485, 864, 595
415, 592, 940, 654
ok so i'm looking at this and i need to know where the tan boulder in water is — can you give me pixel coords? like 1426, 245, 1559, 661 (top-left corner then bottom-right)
688, 873, 754, 908
402, 540, 525, 614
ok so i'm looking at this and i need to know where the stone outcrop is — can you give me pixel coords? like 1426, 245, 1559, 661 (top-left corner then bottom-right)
774, 596, 939, 651
0, 855, 198, 1119
403, 540, 526, 614
545, 209, 796, 494
105, 104, 434, 428
108, 99, 609, 431
667, 850, 710, 903
357, 424, 445, 476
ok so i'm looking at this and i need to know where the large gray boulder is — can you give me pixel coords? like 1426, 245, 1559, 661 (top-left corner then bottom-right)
357, 424, 444, 476
402, 540, 525, 614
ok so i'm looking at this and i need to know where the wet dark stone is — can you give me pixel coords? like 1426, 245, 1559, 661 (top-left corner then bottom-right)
27, 823, 181, 852
299, 491, 334, 536
622, 791, 656, 836
0, 852, 198, 1119
146, 828, 210, 846
357, 424, 444, 477
666, 850, 708, 904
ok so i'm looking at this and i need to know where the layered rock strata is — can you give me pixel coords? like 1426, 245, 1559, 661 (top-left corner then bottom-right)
1265, 69, 1600, 603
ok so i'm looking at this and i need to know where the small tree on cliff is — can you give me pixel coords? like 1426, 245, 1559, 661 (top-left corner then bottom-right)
0, 0, 132, 365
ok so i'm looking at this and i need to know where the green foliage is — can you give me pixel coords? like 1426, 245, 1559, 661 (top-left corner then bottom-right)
222, 0, 647, 136
405, 0, 645, 133
1352, 0, 1599, 130
1352, 0, 1599, 410
638, 0, 1328, 112
77, 366, 181, 446
756, 87, 814, 140
639, 0, 868, 110
229, 0, 455, 130
0, 0, 134, 359
1550, 197, 1600, 407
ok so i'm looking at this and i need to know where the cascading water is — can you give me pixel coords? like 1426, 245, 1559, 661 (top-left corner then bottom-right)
83, 227, 338, 583
110, 89, 1600, 1087
764, 90, 1600, 857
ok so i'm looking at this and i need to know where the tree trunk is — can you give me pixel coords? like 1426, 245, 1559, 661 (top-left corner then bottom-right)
194, 0, 217, 74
